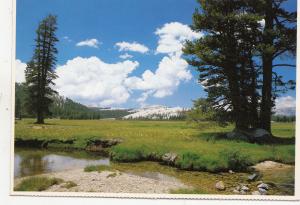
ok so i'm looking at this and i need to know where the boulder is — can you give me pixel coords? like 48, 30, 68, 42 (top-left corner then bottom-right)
226, 128, 272, 143
162, 153, 177, 164
257, 183, 269, 190
215, 181, 225, 191
252, 129, 270, 138
258, 188, 268, 195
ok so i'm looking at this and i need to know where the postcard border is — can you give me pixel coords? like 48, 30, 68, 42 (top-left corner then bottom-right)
8, 0, 300, 201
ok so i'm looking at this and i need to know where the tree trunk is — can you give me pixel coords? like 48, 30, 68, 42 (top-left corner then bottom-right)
36, 108, 44, 124
260, 0, 273, 133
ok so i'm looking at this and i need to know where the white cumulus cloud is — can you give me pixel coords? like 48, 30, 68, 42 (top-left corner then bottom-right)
119, 53, 133, 59
54, 56, 139, 107
76, 38, 100, 48
125, 55, 192, 99
15, 59, 26, 83
126, 22, 202, 103
155, 22, 203, 56
275, 96, 296, 116
115, 41, 149, 53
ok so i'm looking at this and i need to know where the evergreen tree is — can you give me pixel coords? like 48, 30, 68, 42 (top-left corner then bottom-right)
255, 0, 296, 132
25, 15, 59, 124
183, 0, 262, 130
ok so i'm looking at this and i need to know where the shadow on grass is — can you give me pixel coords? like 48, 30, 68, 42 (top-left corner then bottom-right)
195, 132, 295, 145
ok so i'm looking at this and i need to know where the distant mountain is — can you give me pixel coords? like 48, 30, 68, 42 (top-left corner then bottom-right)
123, 105, 187, 120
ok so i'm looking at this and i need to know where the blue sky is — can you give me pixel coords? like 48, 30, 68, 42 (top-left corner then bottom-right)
16, 0, 296, 109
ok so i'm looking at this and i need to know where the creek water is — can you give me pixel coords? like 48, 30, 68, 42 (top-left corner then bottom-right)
14, 148, 110, 178
14, 148, 295, 195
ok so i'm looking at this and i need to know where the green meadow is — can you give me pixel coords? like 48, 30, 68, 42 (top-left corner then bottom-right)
15, 119, 295, 172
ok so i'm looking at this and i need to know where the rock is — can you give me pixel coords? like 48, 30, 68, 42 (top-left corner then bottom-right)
241, 185, 250, 192
215, 181, 225, 191
252, 129, 270, 138
258, 188, 268, 195
227, 128, 272, 143
257, 183, 269, 190
252, 191, 261, 195
162, 153, 177, 164
229, 170, 235, 174
247, 173, 258, 181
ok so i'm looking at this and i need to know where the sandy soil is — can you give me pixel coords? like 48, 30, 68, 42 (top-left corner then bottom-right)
15, 169, 189, 193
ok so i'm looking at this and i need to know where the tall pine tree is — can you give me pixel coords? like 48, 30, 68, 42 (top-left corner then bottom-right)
256, 0, 296, 132
183, 0, 262, 130
25, 15, 58, 124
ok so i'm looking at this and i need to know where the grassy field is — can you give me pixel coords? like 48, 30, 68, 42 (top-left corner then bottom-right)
15, 119, 295, 172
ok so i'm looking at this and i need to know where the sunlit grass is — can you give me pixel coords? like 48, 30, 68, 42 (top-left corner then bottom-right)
15, 119, 295, 171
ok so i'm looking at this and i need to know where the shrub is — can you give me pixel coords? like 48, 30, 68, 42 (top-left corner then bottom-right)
221, 149, 252, 171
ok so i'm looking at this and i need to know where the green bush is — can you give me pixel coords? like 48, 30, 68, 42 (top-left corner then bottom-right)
14, 177, 63, 191
221, 149, 252, 171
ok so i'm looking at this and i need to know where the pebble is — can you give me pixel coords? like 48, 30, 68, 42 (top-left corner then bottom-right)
215, 181, 225, 190
241, 185, 250, 192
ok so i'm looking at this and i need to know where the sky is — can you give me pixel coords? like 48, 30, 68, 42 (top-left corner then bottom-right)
15, 0, 297, 113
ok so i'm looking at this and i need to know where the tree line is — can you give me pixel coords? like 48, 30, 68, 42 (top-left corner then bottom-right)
183, 0, 296, 133
15, 83, 131, 120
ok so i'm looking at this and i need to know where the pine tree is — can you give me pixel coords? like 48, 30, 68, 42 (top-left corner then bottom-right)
183, 0, 262, 130
255, 0, 296, 132
25, 15, 58, 124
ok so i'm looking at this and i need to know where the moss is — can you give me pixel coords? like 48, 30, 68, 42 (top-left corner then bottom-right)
14, 177, 63, 191
61, 181, 77, 189
84, 164, 114, 172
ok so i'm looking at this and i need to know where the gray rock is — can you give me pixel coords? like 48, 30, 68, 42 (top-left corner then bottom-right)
248, 173, 258, 181
258, 188, 268, 195
257, 183, 269, 190
215, 181, 225, 191
252, 129, 270, 138
229, 170, 235, 174
252, 191, 261, 195
162, 153, 177, 164
241, 185, 250, 192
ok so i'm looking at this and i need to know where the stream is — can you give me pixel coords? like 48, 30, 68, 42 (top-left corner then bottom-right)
14, 148, 295, 195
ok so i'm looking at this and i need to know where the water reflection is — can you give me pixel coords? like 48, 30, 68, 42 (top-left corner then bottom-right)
14, 148, 110, 178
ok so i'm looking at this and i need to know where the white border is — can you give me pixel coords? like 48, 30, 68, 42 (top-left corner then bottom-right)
0, 0, 299, 203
